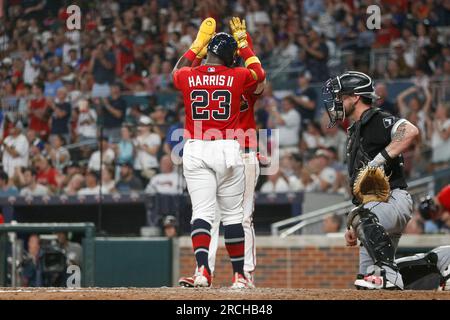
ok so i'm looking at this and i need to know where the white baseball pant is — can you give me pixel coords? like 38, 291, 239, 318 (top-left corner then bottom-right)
208, 151, 260, 274
183, 139, 245, 226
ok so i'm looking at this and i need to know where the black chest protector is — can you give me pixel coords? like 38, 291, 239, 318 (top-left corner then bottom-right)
347, 108, 408, 204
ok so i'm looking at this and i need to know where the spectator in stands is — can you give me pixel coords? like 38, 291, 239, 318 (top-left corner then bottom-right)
34, 156, 58, 191
134, 116, 161, 184
63, 173, 84, 196
312, 149, 338, 193
151, 105, 169, 139
115, 161, 143, 193
269, 96, 301, 155
115, 125, 135, 166
0, 170, 18, 197
98, 84, 126, 142
48, 87, 71, 143
2, 123, 29, 178
89, 40, 116, 98
300, 121, 325, 153
77, 171, 101, 196
28, 82, 50, 138
75, 99, 97, 142
162, 215, 178, 238
375, 82, 398, 116
18, 168, 49, 196
48, 135, 70, 172
145, 155, 183, 195
320, 113, 347, 163
322, 213, 342, 234
298, 26, 329, 82
293, 70, 317, 125
163, 109, 185, 159
260, 169, 291, 194
100, 166, 116, 194
56, 232, 83, 266
88, 137, 115, 172
428, 103, 450, 169
390, 39, 413, 78
26, 129, 45, 157
43, 69, 63, 98
21, 234, 43, 287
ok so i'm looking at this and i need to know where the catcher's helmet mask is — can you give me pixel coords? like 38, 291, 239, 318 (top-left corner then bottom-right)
207, 32, 238, 67
323, 71, 380, 128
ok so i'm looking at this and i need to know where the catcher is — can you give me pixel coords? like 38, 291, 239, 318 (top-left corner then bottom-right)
323, 71, 419, 290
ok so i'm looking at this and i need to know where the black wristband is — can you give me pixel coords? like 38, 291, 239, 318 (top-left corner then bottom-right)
381, 149, 393, 162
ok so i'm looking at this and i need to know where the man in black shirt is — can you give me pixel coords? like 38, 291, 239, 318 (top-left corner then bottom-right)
98, 84, 126, 142
293, 71, 317, 125
323, 71, 419, 290
89, 40, 116, 98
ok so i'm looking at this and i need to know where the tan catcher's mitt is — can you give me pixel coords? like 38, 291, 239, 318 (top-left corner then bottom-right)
353, 165, 390, 204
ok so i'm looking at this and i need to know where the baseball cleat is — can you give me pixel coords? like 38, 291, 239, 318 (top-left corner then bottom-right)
193, 265, 212, 288
354, 272, 401, 290
231, 272, 248, 289
179, 276, 195, 288
244, 272, 256, 289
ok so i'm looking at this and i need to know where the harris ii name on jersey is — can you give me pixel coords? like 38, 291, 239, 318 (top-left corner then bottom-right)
188, 74, 234, 87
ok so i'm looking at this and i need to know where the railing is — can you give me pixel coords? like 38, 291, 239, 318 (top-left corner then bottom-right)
271, 173, 441, 238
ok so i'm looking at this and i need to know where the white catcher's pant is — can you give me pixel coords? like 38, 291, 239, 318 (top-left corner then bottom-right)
208, 151, 260, 274
183, 139, 245, 226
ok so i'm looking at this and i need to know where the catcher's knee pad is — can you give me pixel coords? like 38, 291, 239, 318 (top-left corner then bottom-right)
348, 206, 397, 270
396, 252, 441, 290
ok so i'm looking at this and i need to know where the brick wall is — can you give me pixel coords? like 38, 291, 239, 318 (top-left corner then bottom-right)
178, 236, 359, 288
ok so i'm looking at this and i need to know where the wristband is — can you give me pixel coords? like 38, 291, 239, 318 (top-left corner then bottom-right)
381, 149, 393, 162
183, 49, 197, 62
244, 56, 261, 67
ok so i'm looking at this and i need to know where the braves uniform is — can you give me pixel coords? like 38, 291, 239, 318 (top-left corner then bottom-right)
174, 65, 257, 226
209, 92, 260, 276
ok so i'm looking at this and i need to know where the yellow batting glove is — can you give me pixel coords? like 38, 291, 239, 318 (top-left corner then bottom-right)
196, 45, 208, 59
229, 17, 248, 49
190, 17, 216, 55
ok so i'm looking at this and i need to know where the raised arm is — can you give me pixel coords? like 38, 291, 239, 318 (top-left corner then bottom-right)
172, 18, 216, 76
230, 18, 266, 84
396, 86, 417, 118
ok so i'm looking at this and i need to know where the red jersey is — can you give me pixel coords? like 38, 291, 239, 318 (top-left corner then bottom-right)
173, 65, 257, 140
29, 98, 50, 137
37, 167, 58, 187
237, 92, 259, 149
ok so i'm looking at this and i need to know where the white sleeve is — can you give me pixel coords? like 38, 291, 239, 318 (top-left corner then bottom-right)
16, 137, 29, 157
282, 110, 301, 128
390, 119, 410, 139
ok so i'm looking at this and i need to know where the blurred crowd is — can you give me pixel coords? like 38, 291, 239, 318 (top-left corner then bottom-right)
0, 0, 449, 200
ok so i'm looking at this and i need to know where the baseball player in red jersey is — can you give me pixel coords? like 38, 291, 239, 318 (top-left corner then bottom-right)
172, 17, 265, 288
178, 19, 265, 288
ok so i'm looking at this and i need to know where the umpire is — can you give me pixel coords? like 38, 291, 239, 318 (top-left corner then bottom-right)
322, 71, 419, 290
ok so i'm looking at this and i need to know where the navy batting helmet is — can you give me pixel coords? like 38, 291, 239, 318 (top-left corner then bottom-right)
207, 32, 237, 67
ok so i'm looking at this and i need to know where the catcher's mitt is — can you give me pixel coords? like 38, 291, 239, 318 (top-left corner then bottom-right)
353, 165, 390, 204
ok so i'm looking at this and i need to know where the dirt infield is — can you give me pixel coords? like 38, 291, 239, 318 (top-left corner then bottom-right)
0, 287, 449, 300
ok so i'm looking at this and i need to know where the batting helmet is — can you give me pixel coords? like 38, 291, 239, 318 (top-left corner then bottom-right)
207, 32, 237, 67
